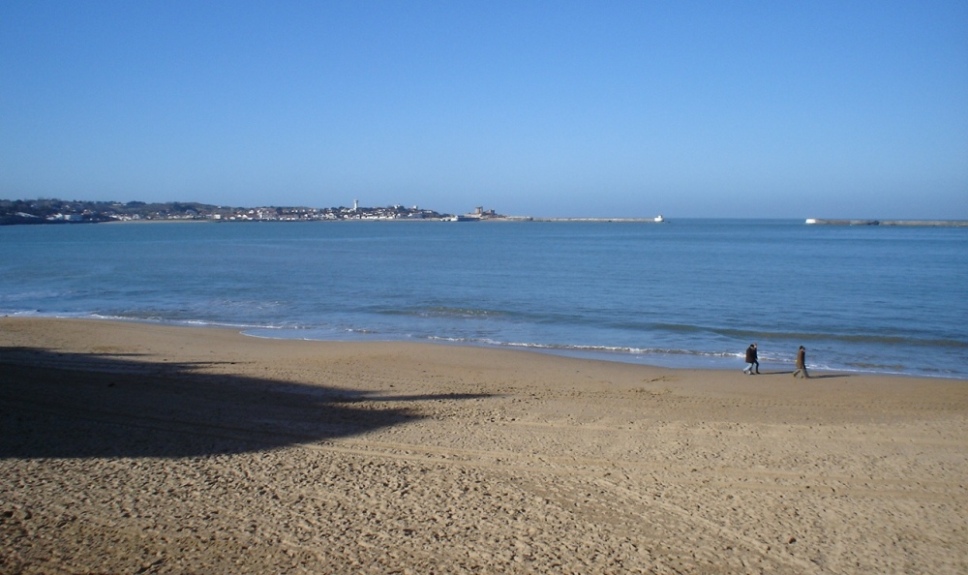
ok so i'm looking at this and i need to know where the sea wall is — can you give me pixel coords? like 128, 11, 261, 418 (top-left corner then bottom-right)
805, 218, 968, 227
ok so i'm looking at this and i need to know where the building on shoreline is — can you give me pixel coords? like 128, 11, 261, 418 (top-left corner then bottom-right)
0, 199, 457, 225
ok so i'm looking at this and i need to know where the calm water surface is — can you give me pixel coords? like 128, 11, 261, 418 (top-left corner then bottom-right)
2, 219, 966, 378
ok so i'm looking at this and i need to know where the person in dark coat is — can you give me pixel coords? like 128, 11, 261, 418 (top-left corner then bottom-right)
743, 343, 759, 375
792, 346, 809, 378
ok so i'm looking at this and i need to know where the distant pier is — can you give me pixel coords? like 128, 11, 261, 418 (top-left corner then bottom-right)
533, 215, 667, 223
805, 218, 968, 227
532, 218, 664, 223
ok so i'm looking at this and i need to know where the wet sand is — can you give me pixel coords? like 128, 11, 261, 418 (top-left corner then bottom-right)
2, 317, 966, 574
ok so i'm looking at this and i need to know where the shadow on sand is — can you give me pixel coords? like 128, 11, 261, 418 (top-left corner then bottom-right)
759, 370, 854, 380
0, 347, 491, 459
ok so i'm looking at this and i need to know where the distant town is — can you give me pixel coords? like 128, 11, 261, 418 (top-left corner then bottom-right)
0, 198, 525, 225
5, 199, 963, 227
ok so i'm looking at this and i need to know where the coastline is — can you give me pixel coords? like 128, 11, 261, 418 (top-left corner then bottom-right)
2, 317, 967, 574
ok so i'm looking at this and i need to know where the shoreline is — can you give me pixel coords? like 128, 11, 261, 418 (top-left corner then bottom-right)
7, 313, 964, 380
2, 317, 967, 574
5, 316, 965, 387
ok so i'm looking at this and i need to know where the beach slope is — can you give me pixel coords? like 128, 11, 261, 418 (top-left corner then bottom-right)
1, 318, 966, 574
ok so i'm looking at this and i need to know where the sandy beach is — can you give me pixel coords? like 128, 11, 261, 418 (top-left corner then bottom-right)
1, 317, 966, 574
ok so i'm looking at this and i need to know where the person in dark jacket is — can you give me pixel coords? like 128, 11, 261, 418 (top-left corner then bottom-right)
743, 343, 759, 375
792, 346, 809, 378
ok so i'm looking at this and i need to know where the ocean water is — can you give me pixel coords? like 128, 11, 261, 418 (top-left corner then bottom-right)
1, 219, 966, 379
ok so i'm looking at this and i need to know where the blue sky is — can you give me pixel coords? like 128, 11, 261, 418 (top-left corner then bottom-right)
2, 1, 966, 219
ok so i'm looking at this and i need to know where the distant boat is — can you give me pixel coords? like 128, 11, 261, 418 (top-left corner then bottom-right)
654, 215, 665, 223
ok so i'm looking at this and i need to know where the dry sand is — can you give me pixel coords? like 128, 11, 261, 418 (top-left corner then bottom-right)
1, 317, 966, 574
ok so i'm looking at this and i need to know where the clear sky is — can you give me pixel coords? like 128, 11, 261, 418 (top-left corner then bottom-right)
2, 1, 966, 219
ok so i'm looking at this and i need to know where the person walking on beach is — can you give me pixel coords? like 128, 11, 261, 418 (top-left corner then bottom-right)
743, 343, 760, 375
792, 346, 809, 378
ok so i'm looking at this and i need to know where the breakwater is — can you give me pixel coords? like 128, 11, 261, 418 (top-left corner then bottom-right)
805, 218, 968, 227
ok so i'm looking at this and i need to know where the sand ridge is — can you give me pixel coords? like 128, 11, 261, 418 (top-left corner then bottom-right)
1, 317, 966, 574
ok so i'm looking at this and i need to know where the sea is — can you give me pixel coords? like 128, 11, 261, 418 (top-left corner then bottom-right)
1, 219, 966, 379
